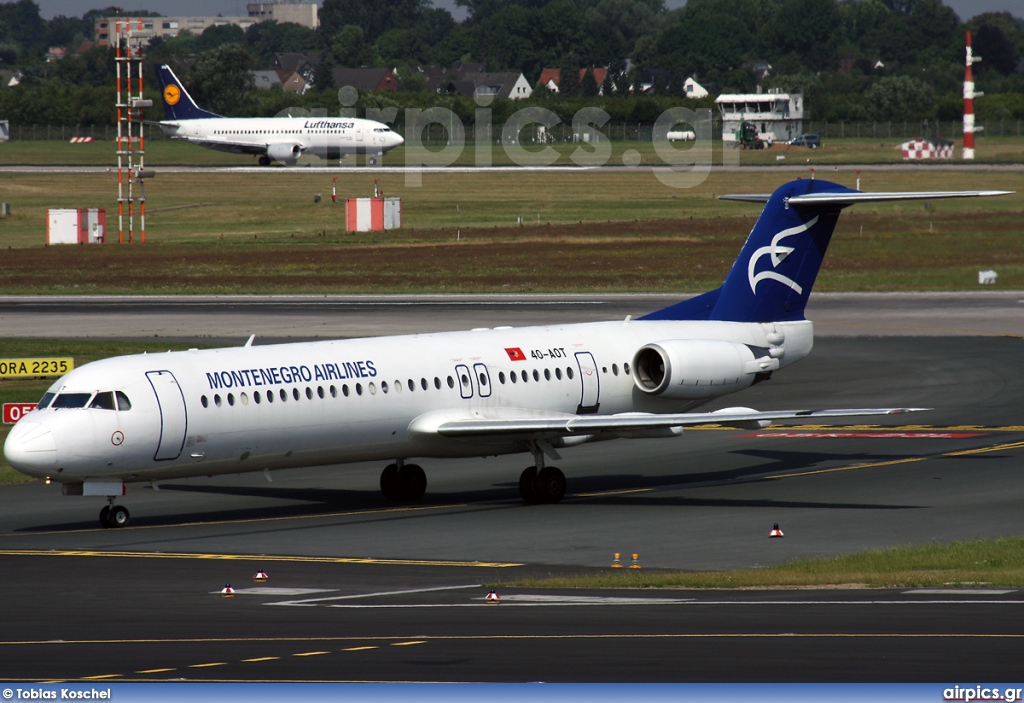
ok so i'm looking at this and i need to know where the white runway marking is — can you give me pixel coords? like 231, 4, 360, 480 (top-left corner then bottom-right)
904, 589, 1017, 595
209, 587, 337, 596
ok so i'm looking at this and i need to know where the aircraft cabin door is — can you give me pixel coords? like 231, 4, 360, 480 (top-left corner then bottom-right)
454, 364, 474, 399
472, 363, 492, 398
146, 370, 187, 461
574, 351, 600, 414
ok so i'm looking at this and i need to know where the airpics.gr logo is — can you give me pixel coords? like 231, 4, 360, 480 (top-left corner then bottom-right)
163, 84, 181, 106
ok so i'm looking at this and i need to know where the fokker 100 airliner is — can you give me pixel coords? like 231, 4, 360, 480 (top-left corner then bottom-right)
154, 64, 404, 166
4, 179, 1010, 527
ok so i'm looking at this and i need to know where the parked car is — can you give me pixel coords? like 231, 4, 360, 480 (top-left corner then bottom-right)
787, 133, 821, 148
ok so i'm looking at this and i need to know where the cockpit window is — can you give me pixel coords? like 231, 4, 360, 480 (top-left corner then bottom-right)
116, 391, 132, 411
90, 392, 116, 410
37, 392, 55, 409
51, 393, 92, 409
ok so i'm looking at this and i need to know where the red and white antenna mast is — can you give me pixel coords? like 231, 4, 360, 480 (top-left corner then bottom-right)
963, 31, 982, 160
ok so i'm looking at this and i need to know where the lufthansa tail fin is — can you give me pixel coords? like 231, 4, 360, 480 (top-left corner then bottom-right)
155, 64, 221, 121
642, 178, 1011, 324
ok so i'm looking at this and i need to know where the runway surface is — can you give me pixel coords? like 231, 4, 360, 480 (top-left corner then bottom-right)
1, 295, 1023, 681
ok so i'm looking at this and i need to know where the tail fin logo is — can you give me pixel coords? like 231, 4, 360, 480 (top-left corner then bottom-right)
747, 215, 818, 295
163, 84, 181, 106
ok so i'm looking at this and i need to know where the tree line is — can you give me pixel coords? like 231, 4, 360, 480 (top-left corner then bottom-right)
0, 0, 1022, 127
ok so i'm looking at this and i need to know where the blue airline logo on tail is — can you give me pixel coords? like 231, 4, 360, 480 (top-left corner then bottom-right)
747, 215, 819, 296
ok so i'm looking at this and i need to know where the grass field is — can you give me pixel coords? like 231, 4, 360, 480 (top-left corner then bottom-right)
1, 167, 1022, 294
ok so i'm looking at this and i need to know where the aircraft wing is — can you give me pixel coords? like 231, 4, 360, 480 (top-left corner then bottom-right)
421, 407, 925, 440
176, 136, 270, 156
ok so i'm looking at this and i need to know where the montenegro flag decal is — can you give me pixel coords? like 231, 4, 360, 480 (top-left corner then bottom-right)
504, 347, 526, 361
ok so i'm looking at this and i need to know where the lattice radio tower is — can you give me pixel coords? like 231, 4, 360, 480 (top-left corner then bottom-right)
114, 18, 152, 243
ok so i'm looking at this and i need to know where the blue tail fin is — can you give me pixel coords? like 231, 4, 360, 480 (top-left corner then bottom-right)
643, 178, 856, 323
155, 64, 222, 120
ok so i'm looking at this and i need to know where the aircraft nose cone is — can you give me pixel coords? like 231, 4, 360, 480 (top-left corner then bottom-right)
393, 132, 405, 147
3, 421, 57, 476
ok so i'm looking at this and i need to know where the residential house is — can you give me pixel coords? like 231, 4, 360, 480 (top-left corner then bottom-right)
537, 67, 608, 94
331, 67, 398, 92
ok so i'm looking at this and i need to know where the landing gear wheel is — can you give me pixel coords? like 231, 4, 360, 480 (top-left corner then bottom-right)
519, 467, 538, 504
101, 505, 130, 528
397, 464, 426, 501
533, 467, 566, 504
108, 505, 130, 527
258, 155, 271, 166
369, 156, 377, 165
380, 463, 401, 501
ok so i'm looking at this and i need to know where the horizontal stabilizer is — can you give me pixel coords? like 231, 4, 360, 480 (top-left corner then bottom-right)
720, 189, 1013, 207
431, 407, 927, 439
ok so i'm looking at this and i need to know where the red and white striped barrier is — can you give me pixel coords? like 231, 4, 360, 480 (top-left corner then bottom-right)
901, 139, 954, 160
69, 137, 94, 143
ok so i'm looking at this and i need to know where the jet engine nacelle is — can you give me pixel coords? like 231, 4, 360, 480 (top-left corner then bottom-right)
267, 142, 302, 165
632, 339, 763, 400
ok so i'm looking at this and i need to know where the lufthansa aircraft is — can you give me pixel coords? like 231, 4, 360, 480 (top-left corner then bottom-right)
153, 64, 404, 166
4, 179, 1009, 527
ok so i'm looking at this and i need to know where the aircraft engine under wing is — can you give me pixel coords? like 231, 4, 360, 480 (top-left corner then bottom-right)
266, 142, 303, 165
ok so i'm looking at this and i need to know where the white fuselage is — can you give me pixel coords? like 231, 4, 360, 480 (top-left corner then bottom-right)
158, 116, 404, 160
4, 319, 812, 485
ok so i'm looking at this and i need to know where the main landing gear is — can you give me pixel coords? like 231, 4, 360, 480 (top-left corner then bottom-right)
99, 498, 130, 528
380, 460, 427, 502
519, 443, 566, 504
258, 155, 271, 166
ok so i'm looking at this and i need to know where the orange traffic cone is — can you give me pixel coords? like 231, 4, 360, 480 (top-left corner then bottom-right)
611, 553, 623, 568
769, 523, 784, 538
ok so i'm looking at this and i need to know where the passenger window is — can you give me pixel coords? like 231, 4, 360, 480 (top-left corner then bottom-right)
479, 373, 488, 387
421, 378, 428, 391
356, 383, 363, 395
227, 393, 235, 406
343, 384, 350, 397
447, 376, 455, 388
555, 368, 562, 380
255, 391, 261, 404
498, 372, 506, 384
317, 386, 325, 399
566, 367, 575, 379
369, 382, 377, 395
460, 374, 469, 387
408, 379, 415, 392
394, 380, 402, 393
90, 392, 116, 410
267, 390, 274, 403
280, 389, 287, 402
305, 387, 313, 399
240, 392, 249, 406
532, 370, 539, 382
293, 388, 300, 401
612, 363, 619, 376
624, 362, 631, 375
201, 395, 209, 408
521, 371, 528, 383
215, 395, 222, 407
381, 381, 389, 394
330, 385, 337, 398
544, 369, 551, 381
37, 392, 55, 409
511, 372, 517, 384
434, 377, 441, 389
